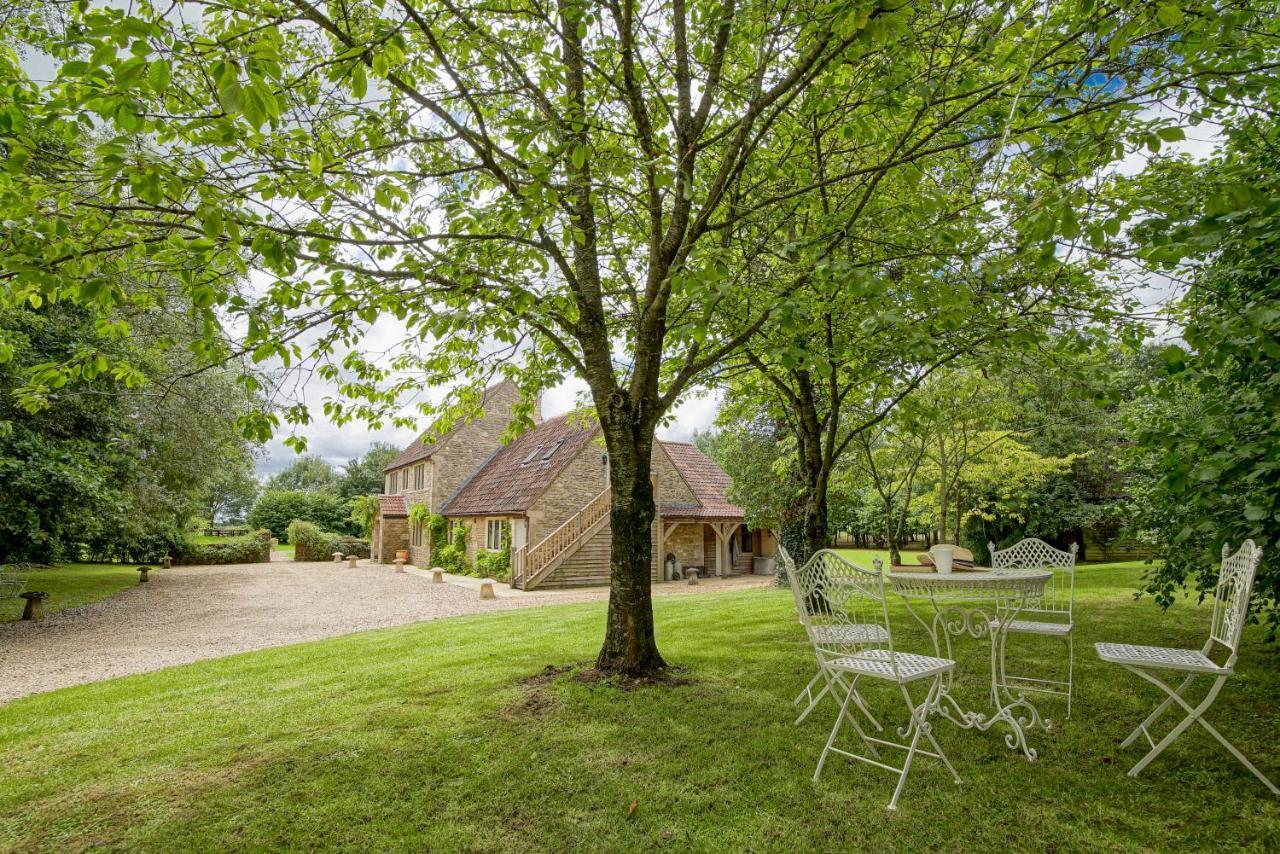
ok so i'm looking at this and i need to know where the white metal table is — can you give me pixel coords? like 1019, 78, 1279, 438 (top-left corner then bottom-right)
886, 566, 1053, 760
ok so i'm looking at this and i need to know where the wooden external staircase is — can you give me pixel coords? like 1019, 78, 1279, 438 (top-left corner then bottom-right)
510, 488, 611, 590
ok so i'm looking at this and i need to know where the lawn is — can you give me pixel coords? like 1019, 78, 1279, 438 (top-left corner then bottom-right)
1, 561, 1276, 851
0, 563, 141, 623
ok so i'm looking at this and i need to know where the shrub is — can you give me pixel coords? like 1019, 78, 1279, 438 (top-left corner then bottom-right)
173, 530, 271, 565
287, 519, 370, 561
249, 490, 356, 540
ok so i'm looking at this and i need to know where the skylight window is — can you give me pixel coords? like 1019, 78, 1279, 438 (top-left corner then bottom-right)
521, 445, 543, 465
541, 440, 564, 461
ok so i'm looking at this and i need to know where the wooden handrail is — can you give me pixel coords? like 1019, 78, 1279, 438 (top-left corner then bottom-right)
512, 488, 610, 586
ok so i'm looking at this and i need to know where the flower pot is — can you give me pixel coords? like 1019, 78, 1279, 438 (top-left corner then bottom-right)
396, 549, 409, 561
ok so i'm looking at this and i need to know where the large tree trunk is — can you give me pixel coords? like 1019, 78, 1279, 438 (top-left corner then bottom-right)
594, 419, 667, 676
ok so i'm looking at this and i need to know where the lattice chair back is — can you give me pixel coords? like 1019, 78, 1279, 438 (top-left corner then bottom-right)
1209, 540, 1261, 661
988, 538, 1078, 621
793, 550, 898, 675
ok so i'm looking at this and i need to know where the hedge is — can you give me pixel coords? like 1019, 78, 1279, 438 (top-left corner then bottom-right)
249, 490, 356, 540
173, 530, 272, 565
287, 520, 370, 562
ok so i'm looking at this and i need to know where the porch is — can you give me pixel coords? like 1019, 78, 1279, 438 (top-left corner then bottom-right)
660, 514, 777, 581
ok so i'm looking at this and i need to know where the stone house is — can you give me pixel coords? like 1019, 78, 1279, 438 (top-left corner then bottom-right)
372, 379, 777, 590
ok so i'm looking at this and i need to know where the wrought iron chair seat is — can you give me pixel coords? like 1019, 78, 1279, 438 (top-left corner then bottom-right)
829, 649, 955, 684
812, 624, 891, 644
1095, 642, 1227, 675
991, 618, 1073, 636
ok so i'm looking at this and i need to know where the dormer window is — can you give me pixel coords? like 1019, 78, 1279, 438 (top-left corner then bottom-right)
541, 440, 564, 461
521, 445, 543, 465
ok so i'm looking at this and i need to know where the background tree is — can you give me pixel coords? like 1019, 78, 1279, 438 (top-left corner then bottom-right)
338, 442, 399, 500
264, 455, 339, 494
1120, 117, 1280, 636
201, 449, 260, 524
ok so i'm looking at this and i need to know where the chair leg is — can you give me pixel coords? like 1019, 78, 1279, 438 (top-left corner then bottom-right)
1066, 632, 1074, 720
1194, 716, 1280, 796
1121, 672, 1196, 749
814, 676, 856, 782
793, 671, 822, 706
1128, 672, 1226, 777
888, 682, 928, 811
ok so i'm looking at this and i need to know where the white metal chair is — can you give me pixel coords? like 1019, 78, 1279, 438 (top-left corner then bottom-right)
781, 545, 888, 728
793, 549, 961, 809
1095, 540, 1278, 794
989, 538, 1078, 717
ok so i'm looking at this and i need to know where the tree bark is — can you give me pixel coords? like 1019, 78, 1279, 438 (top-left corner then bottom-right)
594, 422, 666, 676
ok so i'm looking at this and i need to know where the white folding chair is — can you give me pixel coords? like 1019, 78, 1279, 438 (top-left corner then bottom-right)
794, 549, 961, 810
1095, 540, 1278, 794
782, 545, 888, 728
989, 538, 1078, 717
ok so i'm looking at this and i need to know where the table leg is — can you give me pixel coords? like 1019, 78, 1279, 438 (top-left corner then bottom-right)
906, 597, 1048, 761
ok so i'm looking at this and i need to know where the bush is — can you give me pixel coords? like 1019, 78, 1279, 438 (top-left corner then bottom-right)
173, 530, 271, 565
475, 549, 510, 582
249, 490, 355, 540
287, 519, 370, 562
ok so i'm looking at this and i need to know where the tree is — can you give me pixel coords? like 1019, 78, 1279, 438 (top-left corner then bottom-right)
264, 455, 338, 494
6, 1, 1278, 673
201, 449, 260, 524
248, 489, 354, 540
338, 442, 400, 500
1121, 118, 1280, 636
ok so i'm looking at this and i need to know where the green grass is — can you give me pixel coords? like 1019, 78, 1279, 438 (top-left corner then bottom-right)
1, 563, 141, 623
274, 542, 295, 557
1, 562, 1277, 851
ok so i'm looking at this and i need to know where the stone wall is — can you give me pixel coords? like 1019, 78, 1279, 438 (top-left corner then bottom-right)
665, 522, 705, 570
432, 381, 524, 513
379, 517, 409, 564
525, 433, 609, 544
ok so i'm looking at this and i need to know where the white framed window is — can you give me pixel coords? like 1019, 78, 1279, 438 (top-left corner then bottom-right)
486, 519, 506, 551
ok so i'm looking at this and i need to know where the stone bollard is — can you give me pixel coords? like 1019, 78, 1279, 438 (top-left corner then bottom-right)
333, 552, 344, 564
479, 578, 496, 600
394, 558, 406, 573
137, 566, 151, 583
162, 555, 172, 569
686, 567, 699, 585
430, 567, 446, 584
346, 554, 358, 569
19, 591, 48, 621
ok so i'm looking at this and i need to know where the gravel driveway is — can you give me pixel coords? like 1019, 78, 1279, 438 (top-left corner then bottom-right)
0, 560, 769, 704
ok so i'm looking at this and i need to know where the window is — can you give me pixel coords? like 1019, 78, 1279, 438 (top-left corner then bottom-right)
411, 523, 423, 547
486, 519, 506, 551
521, 445, 543, 465
413, 464, 425, 491
389, 471, 398, 494
540, 440, 564, 461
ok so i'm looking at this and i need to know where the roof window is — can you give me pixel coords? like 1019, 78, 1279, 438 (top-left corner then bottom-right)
521, 444, 543, 465
541, 440, 564, 461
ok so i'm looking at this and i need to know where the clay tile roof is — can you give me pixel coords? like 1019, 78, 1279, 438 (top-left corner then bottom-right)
379, 494, 408, 517
659, 441, 743, 519
441, 415, 600, 516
